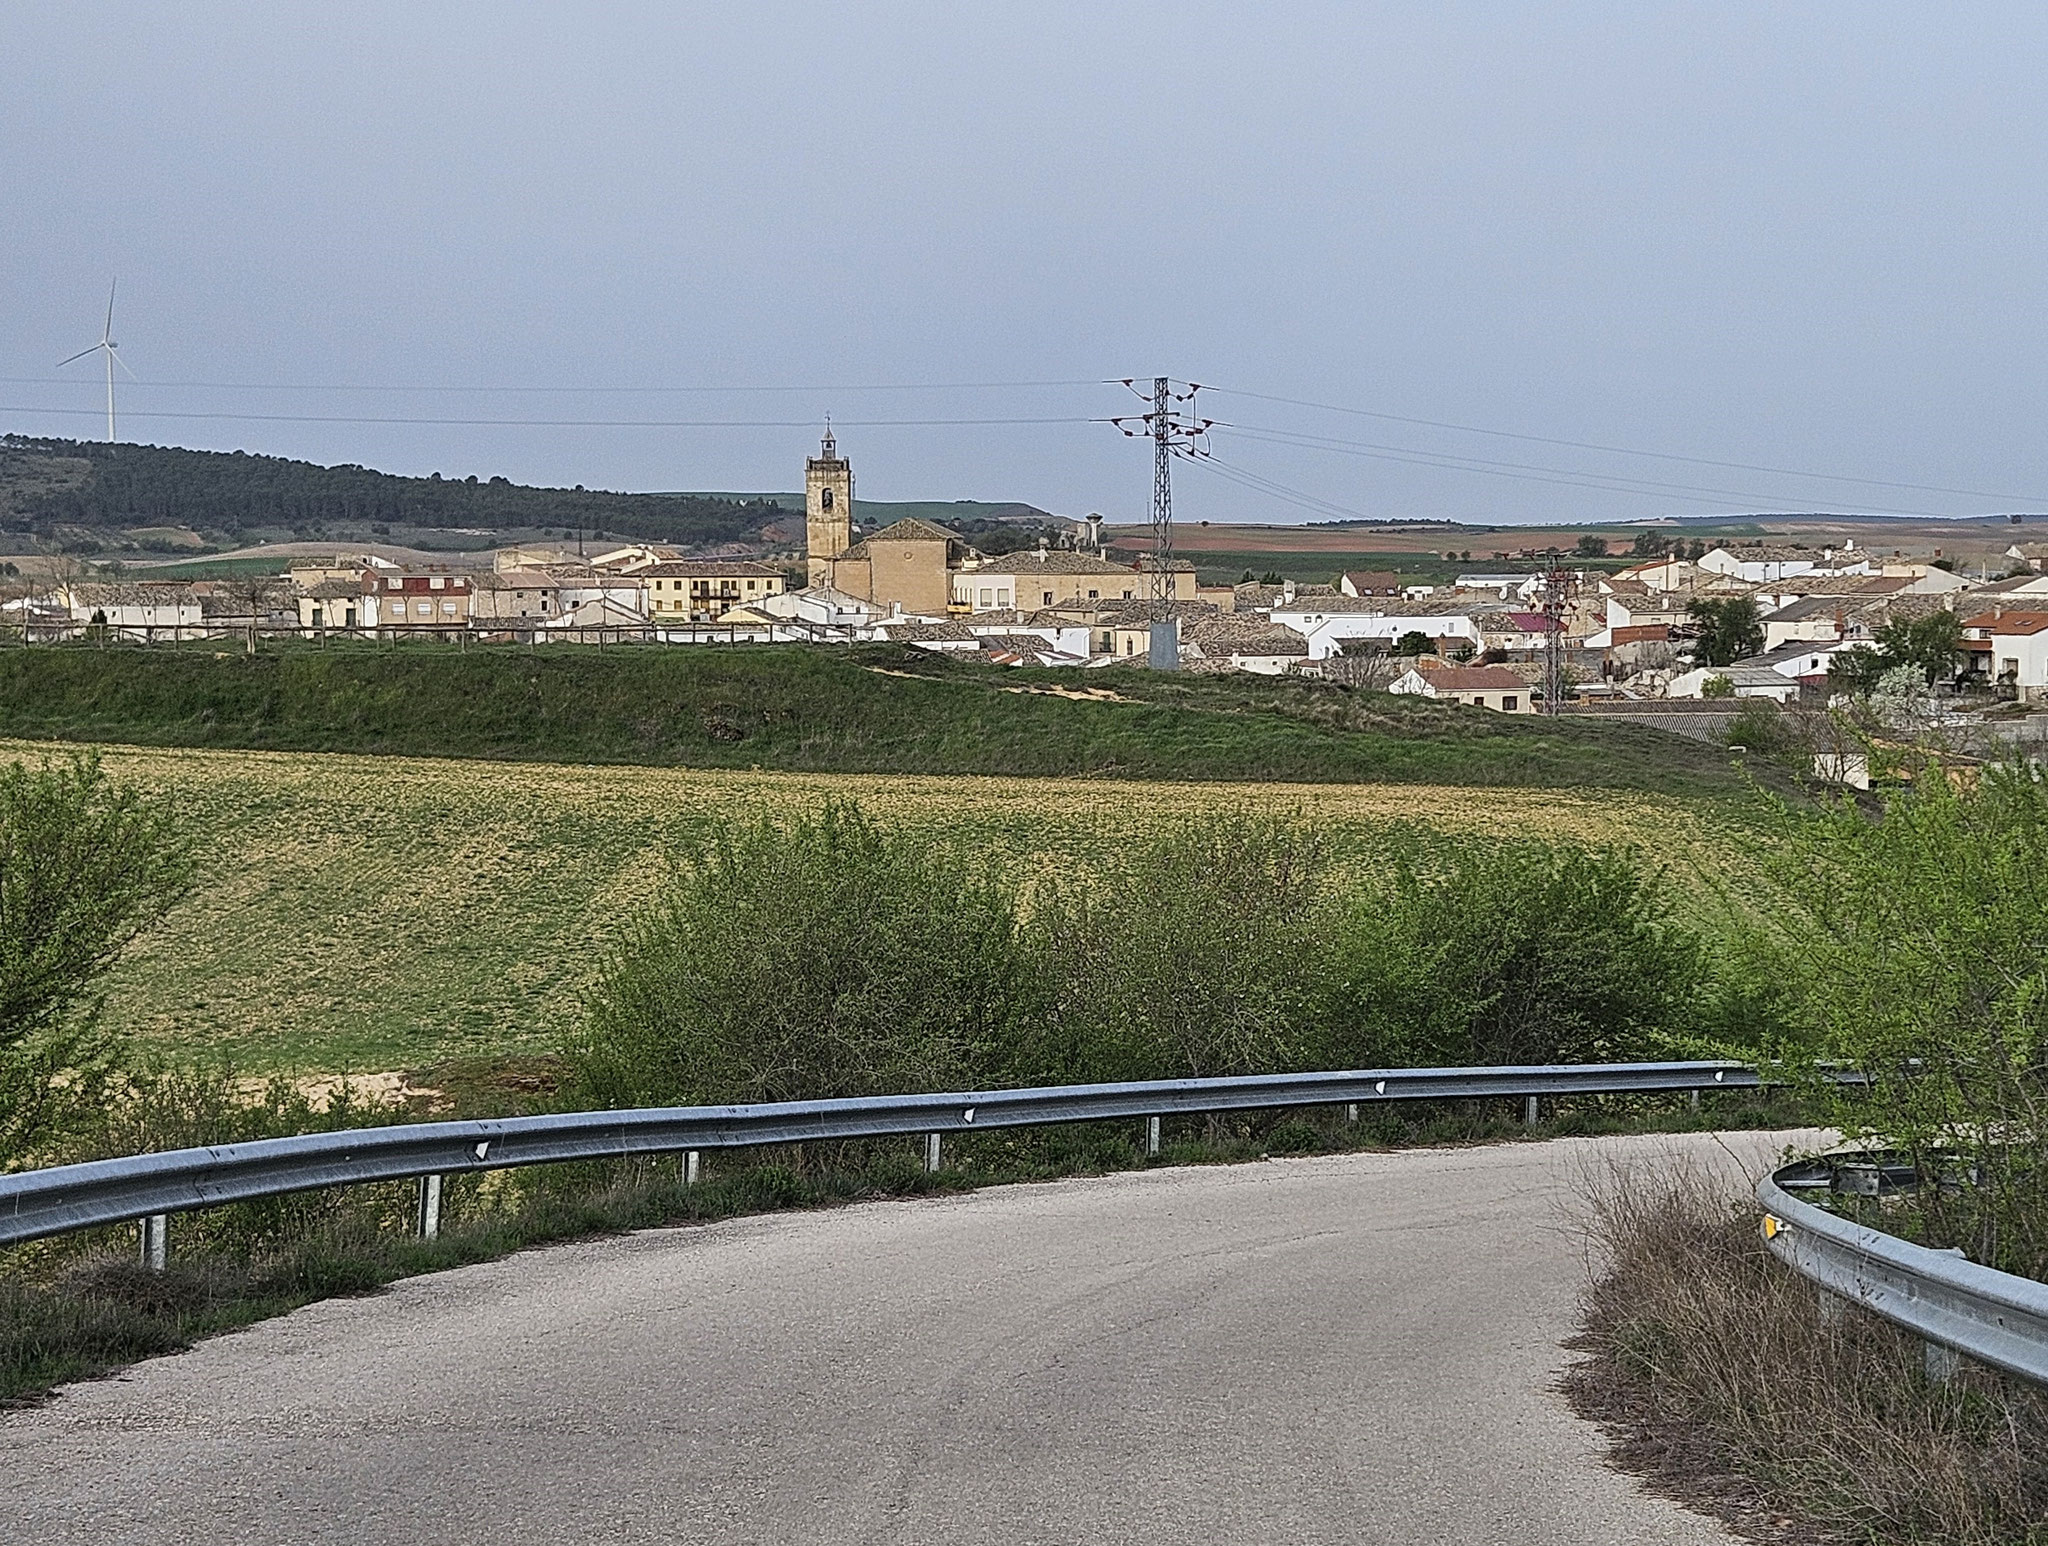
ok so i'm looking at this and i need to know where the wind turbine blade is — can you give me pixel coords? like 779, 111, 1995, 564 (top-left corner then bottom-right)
113, 347, 139, 382
104, 279, 117, 343
57, 345, 101, 368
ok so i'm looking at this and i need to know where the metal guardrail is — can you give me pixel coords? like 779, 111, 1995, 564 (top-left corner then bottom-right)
0, 1059, 1773, 1251
1758, 1160, 2048, 1386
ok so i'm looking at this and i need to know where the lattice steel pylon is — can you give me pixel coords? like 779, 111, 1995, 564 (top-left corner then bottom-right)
1150, 377, 1174, 619
1111, 378, 1211, 670
1542, 551, 1571, 715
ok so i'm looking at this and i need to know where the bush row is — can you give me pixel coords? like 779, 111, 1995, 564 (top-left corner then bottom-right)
567, 804, 1731, 1109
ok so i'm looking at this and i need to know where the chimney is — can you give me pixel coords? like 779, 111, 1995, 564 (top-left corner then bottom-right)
1282, 580, 1296, 604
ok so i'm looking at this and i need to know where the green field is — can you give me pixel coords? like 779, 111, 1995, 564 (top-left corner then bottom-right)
0, 643, 1762, 797
11, 740, 1727, 1077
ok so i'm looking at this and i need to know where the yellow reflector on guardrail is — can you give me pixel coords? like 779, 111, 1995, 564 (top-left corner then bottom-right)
1762, 1214, 1786, 1241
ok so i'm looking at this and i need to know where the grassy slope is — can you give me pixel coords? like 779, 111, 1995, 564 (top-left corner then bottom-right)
0, 642, 1758, 797
19, 741, 1722, 1076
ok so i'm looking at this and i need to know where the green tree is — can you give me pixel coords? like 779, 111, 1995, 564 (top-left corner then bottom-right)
1394, 630, 1434, 656
1827, 643, 1887, 696
1575, 534, 1609, 558
1874, 609, 1963, 686
1687, 597, 1763, 666
0, 754, 194, 1163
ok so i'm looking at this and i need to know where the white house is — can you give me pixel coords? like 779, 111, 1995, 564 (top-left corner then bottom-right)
963, 616, 1098, 660
1698, 543, 1874, 584
1388, 663, 1534, 712
1666, 640, 1843, 701
1269, 598, 1487, 660
63, 582, 204, 634
748, 585, 887, 629
1960, 609, 2048, 700
1179, 616, 1311, 675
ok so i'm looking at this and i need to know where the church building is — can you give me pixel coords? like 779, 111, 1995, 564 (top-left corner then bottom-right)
803, 428, 966, 615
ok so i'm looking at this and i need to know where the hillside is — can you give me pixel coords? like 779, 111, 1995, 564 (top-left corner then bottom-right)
0, 643, 1764, 796
0, 437, 1064, 560
0, 437, 787, 554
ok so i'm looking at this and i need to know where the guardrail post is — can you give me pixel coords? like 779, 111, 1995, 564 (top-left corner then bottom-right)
139, 1213, 167, 1272
923, 1133, 941, 1174
1523, 1095, 1540, 1129
415, 1174, 442, 1240
1688, 1088, 1701, 1113
685, 1150, 700, 1186
1924, 1339, 1963, 1384
1146, 1116, 1161, 1156
1345, 1103, 1359, 1123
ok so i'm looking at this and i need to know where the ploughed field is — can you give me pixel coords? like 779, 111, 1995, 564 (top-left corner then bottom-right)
25, 741, 1734, 1077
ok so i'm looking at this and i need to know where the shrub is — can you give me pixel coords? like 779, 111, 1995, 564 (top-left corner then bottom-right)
1023, 815, 1338, 1084
1330, 838, 1706, 1068
1765, 769, 2048, 1277
1568, 1159, 2048, 1545
1721, 699, 1800, 763
569, 804, 1036, 1107
0, 753, 194, 1166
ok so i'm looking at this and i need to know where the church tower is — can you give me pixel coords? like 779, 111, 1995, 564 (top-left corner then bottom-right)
805, 426, 854, 588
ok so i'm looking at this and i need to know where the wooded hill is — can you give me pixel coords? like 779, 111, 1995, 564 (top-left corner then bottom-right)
0, 437, 787, 550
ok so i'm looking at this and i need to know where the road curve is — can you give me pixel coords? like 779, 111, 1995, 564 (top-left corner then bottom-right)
1, 1131, 1794, 1545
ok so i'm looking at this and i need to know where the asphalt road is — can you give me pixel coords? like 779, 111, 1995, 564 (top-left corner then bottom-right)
0, 1131, 1799, 1546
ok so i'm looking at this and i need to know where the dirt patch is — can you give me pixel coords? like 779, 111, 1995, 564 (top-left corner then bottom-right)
998, 684, 1133, 703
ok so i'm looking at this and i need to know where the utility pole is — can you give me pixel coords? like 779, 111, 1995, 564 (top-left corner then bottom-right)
1112, 378, 1210, 670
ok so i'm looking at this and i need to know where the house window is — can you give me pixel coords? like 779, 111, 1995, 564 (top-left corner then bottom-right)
978, 589, 992, 607
998, 589, 1011, 606
747, 580, 757, 590
1502, 696, 1517, 711
415, 601, 433, 616
821, 487, 834, 511
441, 601, 456, 616
1087, 589, 1099, 599
1042, 591, 1053, 606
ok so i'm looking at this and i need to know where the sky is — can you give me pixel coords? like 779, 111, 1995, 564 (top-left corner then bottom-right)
7, 3, 2048, 527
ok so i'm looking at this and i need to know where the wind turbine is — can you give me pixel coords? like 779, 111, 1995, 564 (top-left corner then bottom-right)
58, 280, 136, 442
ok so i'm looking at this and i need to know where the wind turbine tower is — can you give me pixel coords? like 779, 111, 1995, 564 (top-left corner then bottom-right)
58, 280, 135, 443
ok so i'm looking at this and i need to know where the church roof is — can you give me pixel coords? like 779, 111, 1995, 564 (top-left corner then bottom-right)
856, 517, 961, 545
835, 517, 968, 564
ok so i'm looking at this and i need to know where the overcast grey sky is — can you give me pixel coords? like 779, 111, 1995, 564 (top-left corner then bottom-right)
7, 3, 2048, 525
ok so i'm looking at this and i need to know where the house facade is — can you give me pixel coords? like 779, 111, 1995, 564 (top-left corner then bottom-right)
640, 559, 787, 622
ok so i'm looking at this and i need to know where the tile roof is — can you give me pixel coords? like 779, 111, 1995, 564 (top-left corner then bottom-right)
638, 559, 786, 578
1962, 610, 2048, 636
1415, 665, 1526, 691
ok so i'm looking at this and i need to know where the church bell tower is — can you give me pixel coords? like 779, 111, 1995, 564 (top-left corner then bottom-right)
805, 426, 854, 588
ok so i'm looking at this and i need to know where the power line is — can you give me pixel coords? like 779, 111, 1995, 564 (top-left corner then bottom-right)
1214, 423, 1946, 517
1, 405, 1108, 430
0, 375, 1104, 395
1206, 383, 2048, 506
1182, 448, 1377, 524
